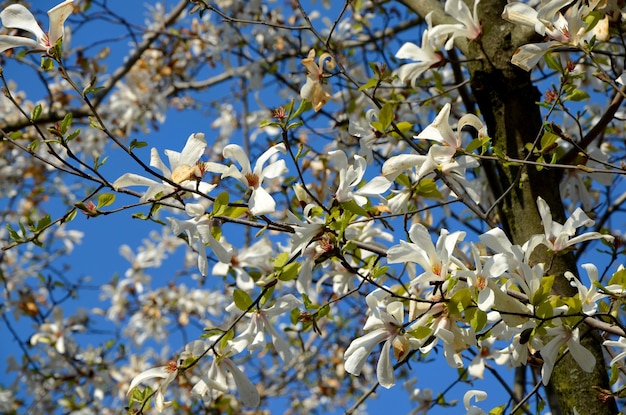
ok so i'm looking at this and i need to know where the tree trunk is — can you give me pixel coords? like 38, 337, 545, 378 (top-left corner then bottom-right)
398, 0, 617, 413
465, 1, 616, 414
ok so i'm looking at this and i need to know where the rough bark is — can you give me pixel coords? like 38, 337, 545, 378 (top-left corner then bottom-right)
398, 0, 617, 413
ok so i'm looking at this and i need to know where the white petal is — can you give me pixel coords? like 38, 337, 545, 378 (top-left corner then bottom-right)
377, 339, 395, 388
511, 41, 560, 71
261, 159, 287, 180
223, 144, 252, 175
0, 35, 41, 53
344, 328, 389, 376
254, 143, 286, 177
568, 329, 595, 373
382, 154, 425, 181
150, 147, 171, 177
178, 133, 207, 167
128, 366, 170, 393
47, 0, 74, 46
0, 4, 45, 43
112, 173, 158, 190
358, 176, 392, 196
249, 187, 276, 216
222, 358, 260, 407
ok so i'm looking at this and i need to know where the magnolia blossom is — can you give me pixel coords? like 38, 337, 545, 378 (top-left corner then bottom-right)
467, 337, 509, 379
387, 223, 465, 286
382, 103, 484, 185
603, 337, 626, 367
300, 49, 335, 112
428, 0, 482, 50
329, 149, 391, 206
458, 244, 509, 312
526, 196, 614, 255
463, 390, 488, 415
227, 294, 302, 364
113, 132, 215, 203
30, 307, 85, 354
128, 359, 182, 413
502, 0, 607, 70
206, 232, 273, 290
0, 0, 74, 54
348, 108, 384, 161
539, 325, 595, 385
211, 143, 287, 216
286, 205, 325, 255
395, 26, 444, 86
190, 340, 260, 407
565, 263, 606, 315
344, 289, 419, 388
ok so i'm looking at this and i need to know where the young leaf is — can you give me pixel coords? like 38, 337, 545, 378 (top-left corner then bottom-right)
233, 289, 253, 311
97, 193, 116, 208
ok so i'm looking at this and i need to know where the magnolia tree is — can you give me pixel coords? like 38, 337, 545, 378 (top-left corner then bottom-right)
1, 0, 625, 414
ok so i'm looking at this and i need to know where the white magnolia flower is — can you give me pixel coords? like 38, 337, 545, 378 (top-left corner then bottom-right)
383, 103, 484, 184
428, 0, 482, 50
458, 244, 509, 312
207, 233, 273, 290
30, 306, 84, 354
191, 341, 260, 407
603, 337, 626, 367
0, 0, 74, 54
329, 149, 391, 206
502, 0, 607, 70
213, 143, 287, 216
526, 196, 614, 255
463, 390, 488, 415
227, 294, 302, 364
127, 340, 206, 412
387, 223, 465, 286
128, 361, 179, 412
344, 289, 419, 388
113, 132, 215, 203
395, 27, 444, 86
539, 325, 595, 385
300, 49, 335, 112
565, 263, 607, 315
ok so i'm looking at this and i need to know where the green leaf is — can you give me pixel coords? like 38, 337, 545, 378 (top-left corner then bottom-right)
565, 88, 590, 102
409, 325, 432, 339
97, 193, 116, 208
278, 262, 301, 281
448, 288, 472, 315
31, 104, 42, 121
274, 251, 290, 268
488, 404, 506, 415
36, 214, 52, 231
129, 139, 147, 151
543, 53, 562, 73
60, 113, 73, 134
414, 178, 441, 199
466, 138, 483, 153
358, 77, 378, 91
289, 99, 311, 121
378, 103, 394, 131
213, 192, 230, 216
67, 129, 81, 141
89, 116, 104, 130
233, 289, 253, 311
469, 308, 487, 332
6, 224, 22, 242
340, 200, 369, 218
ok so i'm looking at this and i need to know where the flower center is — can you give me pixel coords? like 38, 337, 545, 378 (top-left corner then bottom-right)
245, 172, 260, 188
